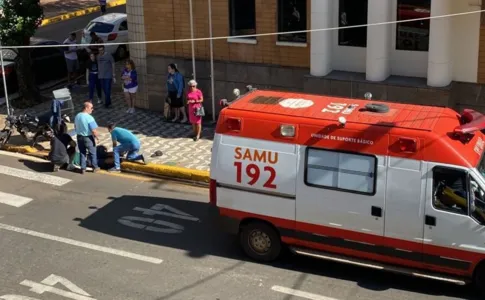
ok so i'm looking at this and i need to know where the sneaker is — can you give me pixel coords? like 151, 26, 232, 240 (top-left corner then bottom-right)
92, 167, 100, 173
108, 167, 121, 173
66, 164, 75, 171
130, 108, 135, 114
53, 165, 60, 172
79, 169, 85, 175
180, 117, 187, 123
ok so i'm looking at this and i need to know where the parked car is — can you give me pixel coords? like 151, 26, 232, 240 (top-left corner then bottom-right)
0, 38, 69, 105
80, 13, 129, 59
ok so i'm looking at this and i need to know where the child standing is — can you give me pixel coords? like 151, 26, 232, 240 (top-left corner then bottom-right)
121, 59, 138, 113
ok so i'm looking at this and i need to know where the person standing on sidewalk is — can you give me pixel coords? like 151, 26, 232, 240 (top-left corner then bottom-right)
97, 45, 116, 108
107, 122, 145, 172
74, 102, 100, 174
86, 53, 102, 104
187, 80, 204, 141
99, 0, 107, 15
166, 63, 187, 123
63, 32, 79, 86
121, 59, 138, 114
89, 32, 103, 56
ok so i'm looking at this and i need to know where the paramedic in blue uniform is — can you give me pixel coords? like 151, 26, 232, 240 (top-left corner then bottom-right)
107, 122, 145, 172
74, 102, 100, 174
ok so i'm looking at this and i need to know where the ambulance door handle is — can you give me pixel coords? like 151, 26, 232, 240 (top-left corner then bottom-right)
425, 215, 436, 226
371, 206, 382, 217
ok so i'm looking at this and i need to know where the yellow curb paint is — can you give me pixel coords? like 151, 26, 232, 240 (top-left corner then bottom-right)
40, 0, 127, 27
1, 144, 39, 154
1, 144, 210, 183
121, 161, 210, 183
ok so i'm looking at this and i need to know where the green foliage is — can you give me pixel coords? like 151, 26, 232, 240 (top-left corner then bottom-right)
0, 0, 44, 46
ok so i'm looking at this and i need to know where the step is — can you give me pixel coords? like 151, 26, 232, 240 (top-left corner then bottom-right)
289, 246, 469, 286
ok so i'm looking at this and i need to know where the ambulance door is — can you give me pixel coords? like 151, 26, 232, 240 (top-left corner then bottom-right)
423, 163, 485, 274
213, 134, 298, 226
295, 146, 385, 243
383, 157, 426, 266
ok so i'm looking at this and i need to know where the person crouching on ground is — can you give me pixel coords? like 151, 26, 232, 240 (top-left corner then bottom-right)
107, 122, 146, 172
48, 124, 76, 172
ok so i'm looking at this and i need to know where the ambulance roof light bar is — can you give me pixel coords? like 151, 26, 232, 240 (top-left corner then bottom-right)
454, 109, 485, 136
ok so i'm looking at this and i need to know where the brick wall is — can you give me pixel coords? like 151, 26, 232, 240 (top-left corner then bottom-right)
143, 0, 311, 68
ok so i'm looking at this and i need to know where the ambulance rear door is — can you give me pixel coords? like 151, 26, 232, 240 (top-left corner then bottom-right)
212, 134, 299, 228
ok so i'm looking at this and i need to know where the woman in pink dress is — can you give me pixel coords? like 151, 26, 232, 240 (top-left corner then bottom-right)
186, 80, 204, 141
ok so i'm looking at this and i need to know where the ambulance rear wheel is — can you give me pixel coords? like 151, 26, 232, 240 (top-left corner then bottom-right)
474, 262, 485, 295
240, 221, 281, 262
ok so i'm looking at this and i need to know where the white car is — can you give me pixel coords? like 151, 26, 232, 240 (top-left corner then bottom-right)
81, 13, 129, 59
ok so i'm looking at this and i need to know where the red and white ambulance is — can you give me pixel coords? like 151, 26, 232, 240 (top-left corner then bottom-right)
209, 89, 485, 293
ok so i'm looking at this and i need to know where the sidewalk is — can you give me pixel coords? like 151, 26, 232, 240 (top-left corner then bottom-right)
0, 86, 213, 173
41, 0, 122, 22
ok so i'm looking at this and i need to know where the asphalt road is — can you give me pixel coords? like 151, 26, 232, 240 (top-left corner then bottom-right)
35, 5, 126, 42
0, 151, 481, 300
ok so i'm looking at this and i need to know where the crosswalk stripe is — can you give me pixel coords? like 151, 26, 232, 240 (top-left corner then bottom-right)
0, 165, 71, 186
0, 191, 33, 207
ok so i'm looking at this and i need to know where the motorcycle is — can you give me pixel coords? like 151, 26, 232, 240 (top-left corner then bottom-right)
0, 108, 71, 148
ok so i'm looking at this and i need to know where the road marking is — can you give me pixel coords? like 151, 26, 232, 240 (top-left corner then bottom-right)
0, 165, 71, 186
0, 150, 47, 162
0, 223, 163, 264
271, 286, 339, 300
0, 191, 33, 207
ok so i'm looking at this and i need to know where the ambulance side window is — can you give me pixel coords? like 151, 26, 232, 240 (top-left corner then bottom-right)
432, 167, 468, 215
469, 177, 485, 224
305, 148, 377, 195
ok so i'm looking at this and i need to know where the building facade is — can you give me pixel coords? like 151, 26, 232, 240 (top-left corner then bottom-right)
127, 0, 485, 117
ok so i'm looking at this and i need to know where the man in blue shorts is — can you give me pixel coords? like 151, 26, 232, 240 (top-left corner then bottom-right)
107, 122, 145, 172
74, 102, 100, 174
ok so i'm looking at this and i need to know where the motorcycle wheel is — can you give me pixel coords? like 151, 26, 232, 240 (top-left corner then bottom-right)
0, 130, 12, 148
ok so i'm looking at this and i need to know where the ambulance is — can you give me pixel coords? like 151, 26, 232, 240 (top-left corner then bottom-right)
209, 89, 485, 293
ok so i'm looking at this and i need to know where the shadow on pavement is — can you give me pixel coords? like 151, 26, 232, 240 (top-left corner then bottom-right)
19, 159, 54, 173
75, 195, 480, 300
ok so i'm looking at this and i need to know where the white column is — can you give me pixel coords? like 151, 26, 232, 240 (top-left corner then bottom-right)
310, 0, 332, 76
427, 0, 452, 87
365, 0, 392, 81
126, 0, 148, 106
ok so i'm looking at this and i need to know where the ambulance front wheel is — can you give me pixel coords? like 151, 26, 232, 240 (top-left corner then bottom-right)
240, 221, 281, 262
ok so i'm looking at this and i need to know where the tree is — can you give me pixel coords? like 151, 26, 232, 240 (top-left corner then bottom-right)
0, 0, 43, 107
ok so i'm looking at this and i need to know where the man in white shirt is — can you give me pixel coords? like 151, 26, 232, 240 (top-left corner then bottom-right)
63, 32, 79, 85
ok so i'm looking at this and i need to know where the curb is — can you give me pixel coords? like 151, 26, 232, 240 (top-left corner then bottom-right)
1, 144, 39, 154
0, 143, 211, 184
121, 161, 210, 183
41, 0, 127, 27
